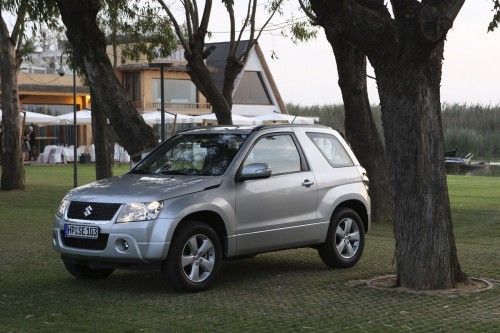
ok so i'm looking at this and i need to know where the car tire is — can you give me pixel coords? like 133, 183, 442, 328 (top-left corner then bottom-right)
318, 208, 365, 268
162, 221, 222, 292
63, 261, 114, 279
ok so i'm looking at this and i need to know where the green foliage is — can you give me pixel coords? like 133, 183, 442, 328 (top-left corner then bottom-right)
288, 103, 500, 159
0, 0, 60, 54
488, 0, 500, 32
99, 0, 177, 63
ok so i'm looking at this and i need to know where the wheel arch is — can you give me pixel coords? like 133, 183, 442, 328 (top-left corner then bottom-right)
174, 210, 229, 257
332, 199, 369, 233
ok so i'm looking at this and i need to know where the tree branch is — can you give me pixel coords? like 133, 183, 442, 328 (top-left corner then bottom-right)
236, 0, 253, 49
309, 0, 399, 63
390, 0, 418, 20
156, 0, 190, 53
11, 4, 27, 42
419, 0, 465, 42
197, 0, 212, 42
191, 0, 199, 30
298, 0, 319, 24
183, 0, 194, 41
226, 2, 236, 56
0, 14, 10, 41
240, 0, 284, 62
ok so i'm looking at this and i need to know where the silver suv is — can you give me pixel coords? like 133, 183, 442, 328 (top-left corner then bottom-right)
53, 125, 370, 292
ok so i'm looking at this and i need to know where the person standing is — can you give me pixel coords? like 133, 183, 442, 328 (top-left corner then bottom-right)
28, 125, 37, 161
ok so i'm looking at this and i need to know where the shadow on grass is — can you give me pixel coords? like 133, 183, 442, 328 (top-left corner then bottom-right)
46, 254, 330, 295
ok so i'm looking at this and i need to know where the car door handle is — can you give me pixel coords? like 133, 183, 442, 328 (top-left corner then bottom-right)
301, 179, 315, 187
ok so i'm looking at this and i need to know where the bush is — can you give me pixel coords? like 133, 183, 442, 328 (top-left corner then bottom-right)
287, 103, 500, 159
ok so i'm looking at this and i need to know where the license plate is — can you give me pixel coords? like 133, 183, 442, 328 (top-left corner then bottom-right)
64, 224, 99, 239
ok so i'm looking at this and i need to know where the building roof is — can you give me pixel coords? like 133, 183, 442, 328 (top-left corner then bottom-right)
205, 40, 252, 94
204, 41, 287, 114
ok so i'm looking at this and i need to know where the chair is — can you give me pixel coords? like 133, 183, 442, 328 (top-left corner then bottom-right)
64, 146, 74, 162
49, 146, 65, 164
37, 145, 56, 163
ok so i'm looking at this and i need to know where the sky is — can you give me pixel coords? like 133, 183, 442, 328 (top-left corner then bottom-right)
200, 0, 500, 106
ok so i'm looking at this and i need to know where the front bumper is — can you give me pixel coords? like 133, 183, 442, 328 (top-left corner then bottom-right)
52, 216, 173, 264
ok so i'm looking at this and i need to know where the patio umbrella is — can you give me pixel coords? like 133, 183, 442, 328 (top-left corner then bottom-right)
253, 113, 317, 124
0, 109, 60, 126
142, 111, 201, 125
57, 109, 93, 125
194, 113, 256, 125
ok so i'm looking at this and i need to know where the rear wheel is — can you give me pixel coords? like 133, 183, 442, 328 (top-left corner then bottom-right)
63, 261, 114, 279
162, 221, 222, 292
318, 208, 365, 268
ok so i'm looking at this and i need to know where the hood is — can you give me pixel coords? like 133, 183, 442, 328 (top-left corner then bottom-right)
66, 174, 223, 203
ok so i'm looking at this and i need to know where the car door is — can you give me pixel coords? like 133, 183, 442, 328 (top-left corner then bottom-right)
235, 132, 320, 255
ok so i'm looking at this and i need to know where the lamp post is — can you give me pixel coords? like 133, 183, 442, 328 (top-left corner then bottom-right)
148, 62, 173, 142
57, 50, 78, 188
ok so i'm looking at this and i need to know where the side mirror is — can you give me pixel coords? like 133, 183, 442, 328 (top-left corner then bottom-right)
238, 163, 272, 181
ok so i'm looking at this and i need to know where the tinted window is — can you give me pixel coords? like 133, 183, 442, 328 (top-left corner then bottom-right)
307, 133, 354, 167
233, 71, 272, 105
132, 134, 247, 176
244, 135, 301, 174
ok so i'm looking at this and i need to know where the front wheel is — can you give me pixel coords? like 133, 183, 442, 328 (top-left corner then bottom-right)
318, 208, 365, 268
63, 261, 114, 279
162, 221, 222, 292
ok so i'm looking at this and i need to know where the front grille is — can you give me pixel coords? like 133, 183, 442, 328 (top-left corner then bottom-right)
61, 231, 109, 250
67, 201, 121, 221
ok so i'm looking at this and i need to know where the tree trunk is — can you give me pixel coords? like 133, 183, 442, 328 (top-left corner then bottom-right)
56, 0, 157, 161
184, 52, 233, 125
327, 35, 392, 223
375, 43, 466, 289
90, 88, 113, 180
0, 36, 24, 191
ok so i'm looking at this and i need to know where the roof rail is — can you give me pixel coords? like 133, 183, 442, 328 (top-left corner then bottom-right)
251, 123, 329, 132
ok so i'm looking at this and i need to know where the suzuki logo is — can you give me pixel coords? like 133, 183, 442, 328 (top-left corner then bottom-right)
83, 206, 93, 217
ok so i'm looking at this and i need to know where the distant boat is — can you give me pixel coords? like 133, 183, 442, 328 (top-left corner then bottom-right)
445, 151, 489, 173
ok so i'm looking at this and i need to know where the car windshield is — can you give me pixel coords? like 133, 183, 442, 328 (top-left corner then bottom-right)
131, 133, 248, 176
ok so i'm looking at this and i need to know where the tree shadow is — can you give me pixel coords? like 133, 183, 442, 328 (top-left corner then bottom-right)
48, 251, 330, 295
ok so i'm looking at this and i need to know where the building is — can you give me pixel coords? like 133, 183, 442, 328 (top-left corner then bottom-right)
3, 40, 286, 147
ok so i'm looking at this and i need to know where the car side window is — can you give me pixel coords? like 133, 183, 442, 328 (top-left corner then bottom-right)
244, 134, 302, 175
307, 132, 354, 167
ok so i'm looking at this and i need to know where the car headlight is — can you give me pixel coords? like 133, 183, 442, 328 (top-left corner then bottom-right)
116, 201, 163, 223
57, 198, 70, 218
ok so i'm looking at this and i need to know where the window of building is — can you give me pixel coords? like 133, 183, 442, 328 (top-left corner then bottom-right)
152, 79, 197, 104
307, 133, 354, 167
123, 72, 141, 102
233, 71, 272, 105
244, 134, 301, 175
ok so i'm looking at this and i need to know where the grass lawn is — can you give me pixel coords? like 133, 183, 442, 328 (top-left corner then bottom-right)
0, 165, 499, 332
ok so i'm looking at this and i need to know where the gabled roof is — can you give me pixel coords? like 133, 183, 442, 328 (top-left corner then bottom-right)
205, 40, 251, 94
205, 41, 286, 114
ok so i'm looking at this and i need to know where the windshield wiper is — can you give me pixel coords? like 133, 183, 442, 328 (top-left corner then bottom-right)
130, 169, 151, 175
159, 170, 192, 176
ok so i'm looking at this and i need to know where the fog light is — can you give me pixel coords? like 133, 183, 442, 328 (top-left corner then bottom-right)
52, 232, 57, 246
122, 240, 129, 251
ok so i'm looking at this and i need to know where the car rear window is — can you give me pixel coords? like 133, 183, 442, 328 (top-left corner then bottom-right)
307, 132, 354, 168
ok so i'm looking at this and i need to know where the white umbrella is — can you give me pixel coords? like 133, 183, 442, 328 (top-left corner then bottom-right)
57, 109, 93, 125
254, 113, 317, 124
195, 113, 256, 125
142, 111, 201, 125
0, 109, 60, 126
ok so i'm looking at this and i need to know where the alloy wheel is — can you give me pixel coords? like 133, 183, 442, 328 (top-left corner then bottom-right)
181, 234, 216, 283
335, 218, 361, 259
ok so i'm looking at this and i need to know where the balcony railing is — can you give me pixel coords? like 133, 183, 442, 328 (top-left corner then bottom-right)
132, 101, 212, 115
